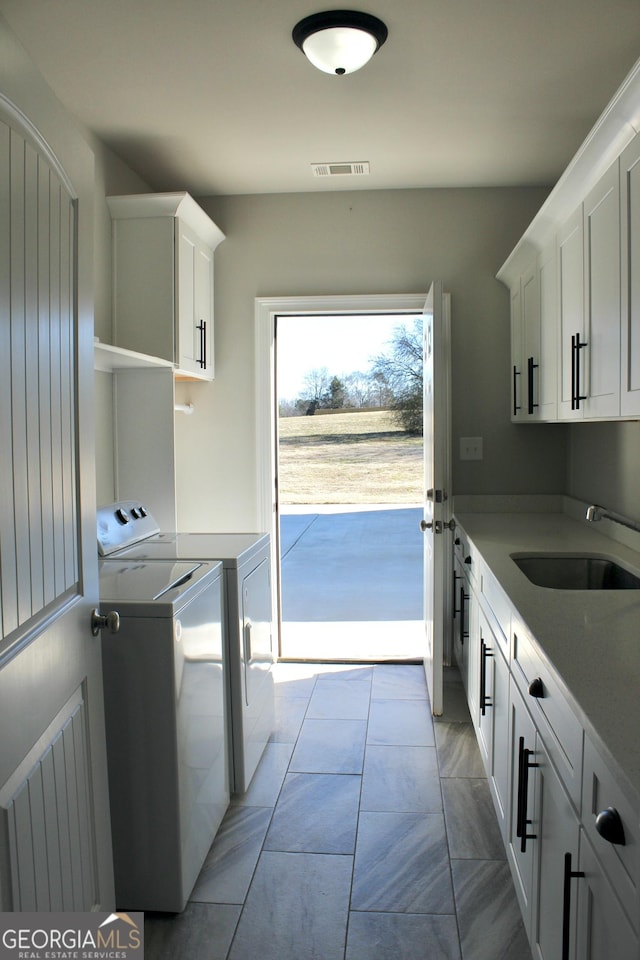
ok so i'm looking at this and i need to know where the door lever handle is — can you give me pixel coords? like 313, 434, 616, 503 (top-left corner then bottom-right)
91, 609, 120, 636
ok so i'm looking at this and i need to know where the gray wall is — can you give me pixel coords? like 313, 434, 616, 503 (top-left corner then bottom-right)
173, 187, 567, 531
567, 421, 640, 519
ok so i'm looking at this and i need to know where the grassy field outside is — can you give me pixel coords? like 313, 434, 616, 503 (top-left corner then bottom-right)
278, 409, 423, 504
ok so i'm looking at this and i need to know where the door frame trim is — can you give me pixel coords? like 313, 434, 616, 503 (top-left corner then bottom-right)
254, 293, 428, 655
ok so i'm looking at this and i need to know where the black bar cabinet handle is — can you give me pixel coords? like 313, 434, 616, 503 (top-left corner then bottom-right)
453, 571, 461, 618
516, 736, 538, 852
459, 586, 469, 645
513, 365, 521, 416
575, 332, 588, 408
562, 852, 585, 960
196, 320, 206, 368
480, 637, 493, 716
202, 319, 207, 369
571, 334, 577, 410
527, 356, 539, 415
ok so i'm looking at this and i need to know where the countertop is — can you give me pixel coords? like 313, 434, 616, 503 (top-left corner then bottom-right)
453, 510, 640, 806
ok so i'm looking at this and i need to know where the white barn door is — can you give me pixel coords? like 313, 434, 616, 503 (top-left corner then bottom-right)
0, 99, 114, 910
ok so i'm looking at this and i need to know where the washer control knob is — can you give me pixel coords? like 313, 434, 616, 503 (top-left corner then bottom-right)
115, 507, 130, 525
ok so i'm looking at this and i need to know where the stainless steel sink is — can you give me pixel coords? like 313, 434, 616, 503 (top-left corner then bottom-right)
512, 554, 640, 590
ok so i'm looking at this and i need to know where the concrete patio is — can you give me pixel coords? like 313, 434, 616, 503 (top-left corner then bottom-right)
279, 505, 425, 661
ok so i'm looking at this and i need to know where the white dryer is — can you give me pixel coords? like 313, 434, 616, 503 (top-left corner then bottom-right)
98, 503, 275, 794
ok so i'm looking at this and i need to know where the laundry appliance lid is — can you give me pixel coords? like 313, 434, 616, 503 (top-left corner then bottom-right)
99, 558, 221, 616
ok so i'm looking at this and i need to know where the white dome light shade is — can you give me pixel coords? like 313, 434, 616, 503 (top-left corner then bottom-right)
293, 11, 388, 76
302, 26, 378, 75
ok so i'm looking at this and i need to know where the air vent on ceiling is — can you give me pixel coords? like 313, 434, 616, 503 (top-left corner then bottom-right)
312, 161, 370, 177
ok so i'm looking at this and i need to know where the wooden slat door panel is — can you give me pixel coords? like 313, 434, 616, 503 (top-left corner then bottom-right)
1, 121, 78, 638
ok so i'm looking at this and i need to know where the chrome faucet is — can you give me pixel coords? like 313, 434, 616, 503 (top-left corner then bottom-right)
586, 503, 640, 533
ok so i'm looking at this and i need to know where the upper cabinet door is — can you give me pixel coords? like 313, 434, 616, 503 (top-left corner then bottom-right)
620, 133, 640, 417
557, 208, 585, 420
537, 239, 558, 421
583, 161, 621, 419
109, 193, 224, 381
176, 220, 214, 379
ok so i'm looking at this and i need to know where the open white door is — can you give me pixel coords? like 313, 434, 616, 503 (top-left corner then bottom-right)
422, 282, 452, 716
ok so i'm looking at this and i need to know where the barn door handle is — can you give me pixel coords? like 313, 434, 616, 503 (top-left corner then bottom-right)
91, 609, 120, 636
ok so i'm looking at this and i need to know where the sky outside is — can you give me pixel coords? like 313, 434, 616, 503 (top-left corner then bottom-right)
276, 313, 420, 400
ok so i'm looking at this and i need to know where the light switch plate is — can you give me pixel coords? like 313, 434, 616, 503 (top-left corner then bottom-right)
460, 437, 483, 461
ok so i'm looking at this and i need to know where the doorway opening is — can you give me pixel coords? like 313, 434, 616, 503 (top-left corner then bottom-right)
275, 312, 425, 662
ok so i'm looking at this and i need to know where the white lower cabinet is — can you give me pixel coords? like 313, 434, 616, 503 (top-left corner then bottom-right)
457, 524, 640, 960
476, 607, 510, 840
576, 831, 639, 959
507, 679, 538, 921
530, 734, 580, 960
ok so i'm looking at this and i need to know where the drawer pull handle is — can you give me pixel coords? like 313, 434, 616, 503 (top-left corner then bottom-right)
528, 677, 545, 698
516, 736, 538, 852
464, 555, 472, 565
595, 807, 626, 846
480, 637, 493, 716
562, 852, 584, 960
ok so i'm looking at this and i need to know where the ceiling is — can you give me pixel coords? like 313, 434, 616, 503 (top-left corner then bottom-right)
1, 0, 639, 197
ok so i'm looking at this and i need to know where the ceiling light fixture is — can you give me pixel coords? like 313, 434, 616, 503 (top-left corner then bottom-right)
292, 10, 388, 76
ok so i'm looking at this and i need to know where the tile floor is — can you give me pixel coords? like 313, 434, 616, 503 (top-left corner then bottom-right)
144, 662, 533, 960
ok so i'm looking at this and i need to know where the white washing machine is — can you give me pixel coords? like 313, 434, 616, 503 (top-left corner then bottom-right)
98, 502, 275, 794
98, 556, 228, 912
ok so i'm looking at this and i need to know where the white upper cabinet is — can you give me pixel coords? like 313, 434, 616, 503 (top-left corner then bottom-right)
499, 57, 640, 423
558, 161, 621, 420
582, 160, 621, 419
620, 133, 640, 416
509, 244, 558, 423
107, 193, 224, 381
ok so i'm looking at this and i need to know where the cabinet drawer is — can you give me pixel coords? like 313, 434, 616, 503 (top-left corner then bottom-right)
581, 735, 639, 931
479, 567, 510, 655
453, 528, 478, 587
512, 621, 583, 808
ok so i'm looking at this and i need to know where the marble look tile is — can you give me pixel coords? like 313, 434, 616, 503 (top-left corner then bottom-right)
290, 718, 367, 774
144, 902, 241, 960
231, 742, 293, 807
228, 851, 352, 960
306, 678, 371, 719
372, 663, 428, 700
264, 772, 361, 853
190, 805, 273, 904
351, 811, 455, 914
360, 745, 442, 813
435, 723, 486, 778
442, 778, 505, 860
436, 682, 473, 723
270, 696, 309, 743
272, 663, 318, 699
451, 859, 532, 960
367, 698, 435, 746
346, 911, 461, 960
315, 663, 374, 682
